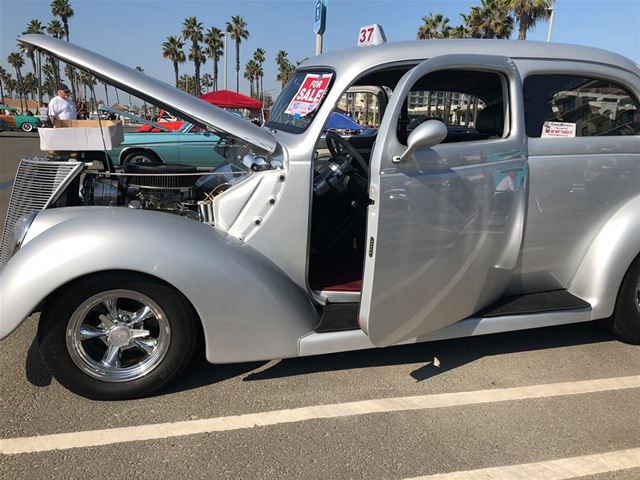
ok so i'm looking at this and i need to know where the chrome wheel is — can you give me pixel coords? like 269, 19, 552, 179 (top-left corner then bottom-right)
65, 289, 171, 382
21, 122, 34, 132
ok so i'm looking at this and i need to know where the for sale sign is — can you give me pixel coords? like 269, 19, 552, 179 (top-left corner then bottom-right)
284, 73, 333, 117
541, 121, 576, 138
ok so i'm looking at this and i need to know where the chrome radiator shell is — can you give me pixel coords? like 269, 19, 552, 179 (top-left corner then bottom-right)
0, 158, 83, 265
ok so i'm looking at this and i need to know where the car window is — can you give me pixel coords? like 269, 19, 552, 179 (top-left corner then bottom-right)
523, 74, 640, 137
336, 91, 381, 128
267, 69, 335, 134
398, 69, 506, 144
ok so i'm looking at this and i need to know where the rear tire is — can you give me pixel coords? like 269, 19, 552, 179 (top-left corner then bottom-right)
613, 256, 640, 344
38, 272, 198, 400
122, 150, 160, 165
21, 122, 34, 132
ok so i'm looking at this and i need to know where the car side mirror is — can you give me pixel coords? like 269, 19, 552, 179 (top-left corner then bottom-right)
393, 119, 447, 164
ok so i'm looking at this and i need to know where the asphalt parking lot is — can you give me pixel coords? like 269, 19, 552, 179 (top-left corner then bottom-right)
1, 132, 640, 479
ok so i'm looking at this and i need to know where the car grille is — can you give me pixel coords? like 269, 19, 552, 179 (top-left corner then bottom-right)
0, 158, 83, 266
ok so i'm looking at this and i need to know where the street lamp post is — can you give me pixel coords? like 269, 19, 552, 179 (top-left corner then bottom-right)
546, 7, 555, 42
224, 32, 229, 90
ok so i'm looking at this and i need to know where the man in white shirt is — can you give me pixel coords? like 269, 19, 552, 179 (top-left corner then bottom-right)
48, 84, 77, 124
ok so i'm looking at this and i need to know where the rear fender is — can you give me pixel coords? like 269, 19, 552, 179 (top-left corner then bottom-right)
569, 194, 640, 319
0, 207, 318, 362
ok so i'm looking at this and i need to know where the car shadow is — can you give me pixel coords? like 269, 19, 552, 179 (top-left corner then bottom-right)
163, 321, 615, 395
25, 336, 52, 387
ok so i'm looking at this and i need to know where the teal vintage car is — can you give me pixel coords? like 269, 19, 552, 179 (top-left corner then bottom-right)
0, 105, 40, 132
101, 107, 226, 167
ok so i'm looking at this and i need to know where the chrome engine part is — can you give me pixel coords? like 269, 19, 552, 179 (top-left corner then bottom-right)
84, 163, 205, 221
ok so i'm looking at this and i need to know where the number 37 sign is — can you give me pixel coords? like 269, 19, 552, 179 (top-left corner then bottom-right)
357, 24, 387, 47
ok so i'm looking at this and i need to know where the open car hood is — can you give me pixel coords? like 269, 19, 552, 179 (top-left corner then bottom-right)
19, 34, 277, 153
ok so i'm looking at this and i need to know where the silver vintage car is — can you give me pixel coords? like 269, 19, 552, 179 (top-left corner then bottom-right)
1, 34, 639, 399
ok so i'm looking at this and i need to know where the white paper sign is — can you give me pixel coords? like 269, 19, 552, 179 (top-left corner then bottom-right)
357, 24, 387, 47
284, 73, 333, 117
541, 121, 576, 138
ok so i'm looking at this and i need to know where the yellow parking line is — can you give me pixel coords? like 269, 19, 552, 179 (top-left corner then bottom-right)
2, 375, 640, 455
405, 447, 640, 480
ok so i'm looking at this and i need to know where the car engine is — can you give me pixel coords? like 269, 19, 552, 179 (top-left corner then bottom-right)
82, 162, 232, 221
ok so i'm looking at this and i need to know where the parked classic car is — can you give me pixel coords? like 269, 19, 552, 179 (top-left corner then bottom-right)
1, 34, 639, 400
99, 107, 226, 167
0, 105, 40, 132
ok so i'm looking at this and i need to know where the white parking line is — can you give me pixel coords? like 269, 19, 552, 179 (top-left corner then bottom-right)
2, 375, 640, 455
405, 447, 640, 480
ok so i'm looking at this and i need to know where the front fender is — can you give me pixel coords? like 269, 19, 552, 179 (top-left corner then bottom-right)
0, 207, 319, 362
569, 194, 640, 319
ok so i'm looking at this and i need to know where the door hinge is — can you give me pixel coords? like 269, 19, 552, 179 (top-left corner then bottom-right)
368, 236, 375, 257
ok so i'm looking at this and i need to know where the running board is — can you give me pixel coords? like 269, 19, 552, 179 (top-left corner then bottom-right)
480, 290, 590, 317
299, 307, 593, 357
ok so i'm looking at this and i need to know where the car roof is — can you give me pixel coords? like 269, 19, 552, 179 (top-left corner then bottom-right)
302, 40, 639, 77
0, 105, 19, 111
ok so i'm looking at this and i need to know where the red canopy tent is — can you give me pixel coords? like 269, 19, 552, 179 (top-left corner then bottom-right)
199, 90, 262, 109
136, 90, 264, 132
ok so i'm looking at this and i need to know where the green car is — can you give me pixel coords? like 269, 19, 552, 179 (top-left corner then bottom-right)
0, 105, 40, 132
100, 107, 226, 168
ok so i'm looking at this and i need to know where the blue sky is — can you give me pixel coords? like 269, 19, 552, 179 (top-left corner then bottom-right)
1, 0, 638, 98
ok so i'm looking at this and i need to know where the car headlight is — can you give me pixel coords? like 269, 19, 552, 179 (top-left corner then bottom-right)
13, 211, 38, 253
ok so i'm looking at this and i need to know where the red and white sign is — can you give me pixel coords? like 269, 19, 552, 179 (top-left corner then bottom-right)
541, 121, 576, 138
357, 24, 387, 47
284, 73, 333, 117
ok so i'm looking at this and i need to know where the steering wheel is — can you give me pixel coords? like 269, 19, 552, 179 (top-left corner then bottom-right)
325, 131, 369, 174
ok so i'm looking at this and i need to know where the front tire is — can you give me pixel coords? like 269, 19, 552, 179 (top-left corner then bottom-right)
38, 272, 198, 400
21, 122, 34, 132
614, 256, 640, 344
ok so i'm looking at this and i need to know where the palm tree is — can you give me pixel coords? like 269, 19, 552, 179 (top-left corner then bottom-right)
204, 27, 224, 91
102, 79, 109, 106
182, 16, 204, 95
47, 19, 64, 86
253, 47, 266, 100
8, 52, 26, 111
201, 73, 213, 92
188, 44, 206, 95
225, 15, 249, 93
50, 0, 74, 41
417, 13, 451, 39
506, 0, 553, 40
23, 72, 36, 100
462, 0, 514, 38
244, 60, 260, 97
276, 50, 293, 88
64, 63, 78, 101
162, 35, 186, 88
178, 73, 194, 94
7, 77, 17, 100
0, 66, 6, 103
21, 19, 45, 105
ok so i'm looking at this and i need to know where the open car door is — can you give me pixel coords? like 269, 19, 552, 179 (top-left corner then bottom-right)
360, 54, 528, 346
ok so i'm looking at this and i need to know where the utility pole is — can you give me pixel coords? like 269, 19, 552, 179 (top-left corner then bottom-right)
36, 50, 42, 108
224, 32, 229, 90
546, 7, 555, 42
314, 0, 327, 56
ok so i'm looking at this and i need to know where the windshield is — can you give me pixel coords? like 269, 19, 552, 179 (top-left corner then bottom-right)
267, 70, 335, 133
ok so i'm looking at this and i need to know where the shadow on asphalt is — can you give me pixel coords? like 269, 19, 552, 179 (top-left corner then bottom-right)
156, 320, 615, 396
25, 336, 52, 387
24, 320, 616, 394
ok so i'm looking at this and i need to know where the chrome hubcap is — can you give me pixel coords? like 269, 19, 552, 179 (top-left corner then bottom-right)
66, 290, 170, 382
